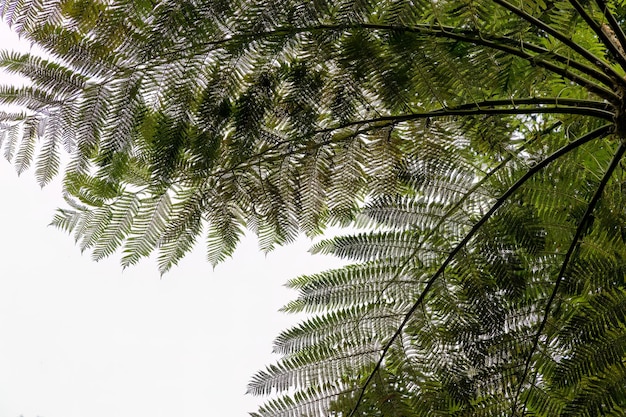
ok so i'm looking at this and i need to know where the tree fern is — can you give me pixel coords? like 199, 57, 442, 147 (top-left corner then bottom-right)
1, 0, 626, 415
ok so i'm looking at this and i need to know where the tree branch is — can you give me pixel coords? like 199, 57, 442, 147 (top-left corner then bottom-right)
183, 98, 614, 188
318, 104, 614, 134
196, 99, 614, 186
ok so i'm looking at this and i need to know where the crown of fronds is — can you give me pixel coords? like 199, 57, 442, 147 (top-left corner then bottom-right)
1, 0, 626, 415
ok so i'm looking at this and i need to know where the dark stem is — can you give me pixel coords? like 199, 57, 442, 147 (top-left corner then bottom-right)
199, 98, 613, 183
359, 23, 618, 91
319, 105, 614, 134
431, 28, 617, 101
127, 23, 621, 101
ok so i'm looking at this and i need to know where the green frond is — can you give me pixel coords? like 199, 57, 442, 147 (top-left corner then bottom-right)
3, 122, 19, 162
248, 344, 379, 397
205, 197, 246, 266
255, 132, 626, 415
273, 305, 403, 355
90, 192, 140, 261
49, 207, 81, 234
0, 50, 86, 96
360, 195, 471, 234
311, 231, 425, 262
298, 146, 332, 235
250, 385, 357, 417
0, 85, 62, 109
34, 124, 60, 187
157, 188, 205, 273
281, 261, 422, 314
2, 0, 622, 272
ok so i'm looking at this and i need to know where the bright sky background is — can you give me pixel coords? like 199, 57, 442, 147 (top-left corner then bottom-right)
0, 22, 346, 417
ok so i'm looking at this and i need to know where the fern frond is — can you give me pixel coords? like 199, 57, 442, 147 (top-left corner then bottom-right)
13, 115, 38, 175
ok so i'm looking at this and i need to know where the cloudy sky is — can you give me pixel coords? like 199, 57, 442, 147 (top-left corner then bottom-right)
0, 22, 346, 417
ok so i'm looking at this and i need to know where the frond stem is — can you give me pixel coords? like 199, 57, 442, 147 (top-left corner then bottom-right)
318, 105, 614, 135
346, 123, 614, 417
199, 99, 612, 185
126, 23, 621, 100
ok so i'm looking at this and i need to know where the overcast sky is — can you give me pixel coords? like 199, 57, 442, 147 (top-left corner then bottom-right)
0, 22, 346, 417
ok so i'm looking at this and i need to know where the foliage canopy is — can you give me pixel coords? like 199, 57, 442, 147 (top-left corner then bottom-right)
1, 0, 626, 416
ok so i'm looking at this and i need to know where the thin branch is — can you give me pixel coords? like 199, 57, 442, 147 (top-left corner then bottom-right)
346, 124, 614, 417
317, 105, 614, 135
198, 99, 613, 184
510, 138, 626, 416
497, 36, 617, 89
431, 97, 612, 110
442, 32, 618, 102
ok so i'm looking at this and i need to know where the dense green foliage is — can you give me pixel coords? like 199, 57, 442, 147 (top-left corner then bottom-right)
1, 0, 626, 416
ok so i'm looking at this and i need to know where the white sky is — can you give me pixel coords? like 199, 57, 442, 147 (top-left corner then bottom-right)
0, 22, 346, 417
